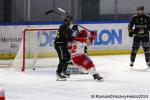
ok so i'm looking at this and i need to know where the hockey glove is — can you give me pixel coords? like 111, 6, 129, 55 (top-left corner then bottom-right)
89, 31, 97, 42
128, 29, 134, 37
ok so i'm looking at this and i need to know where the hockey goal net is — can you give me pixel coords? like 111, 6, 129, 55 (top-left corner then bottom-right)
12, 28, 58, 71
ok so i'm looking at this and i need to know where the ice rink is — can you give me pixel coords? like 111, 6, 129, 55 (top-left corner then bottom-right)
0, 54, 150, 100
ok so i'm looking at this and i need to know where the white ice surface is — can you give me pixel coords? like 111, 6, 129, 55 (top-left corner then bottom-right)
0, 54, 150, 100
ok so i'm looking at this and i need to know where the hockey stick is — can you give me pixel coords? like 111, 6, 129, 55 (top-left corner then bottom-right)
45, 9, 70, 22
45, 10, 54, 15
58, 8, 68, 14
77, 24, 91, 32
45, 10, 64, 17
45, 8, 91, 32
57, 8, 91, 32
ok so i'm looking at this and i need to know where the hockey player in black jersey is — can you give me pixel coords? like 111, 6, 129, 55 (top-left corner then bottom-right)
54, 16, 73, 81
128, 6, 150, 67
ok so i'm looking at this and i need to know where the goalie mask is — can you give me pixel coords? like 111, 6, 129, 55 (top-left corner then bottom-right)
64, 16, 73, 22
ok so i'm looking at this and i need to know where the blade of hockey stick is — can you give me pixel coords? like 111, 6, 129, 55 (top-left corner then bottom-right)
45, 9, 66, 18
45, 10, 54, 15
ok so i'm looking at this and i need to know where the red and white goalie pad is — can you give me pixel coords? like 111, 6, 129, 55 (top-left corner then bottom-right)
72, 54, 95, 70
68, 37, 95, 70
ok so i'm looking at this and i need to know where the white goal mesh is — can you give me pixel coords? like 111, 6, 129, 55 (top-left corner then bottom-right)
12, 28, 58, 71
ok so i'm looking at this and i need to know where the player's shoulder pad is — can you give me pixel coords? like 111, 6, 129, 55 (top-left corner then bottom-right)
130, 14, 137, 20
59, 24, 63, 29
60, 23, 66, 28
59, 23, 67, 30
133, 14, 138, 18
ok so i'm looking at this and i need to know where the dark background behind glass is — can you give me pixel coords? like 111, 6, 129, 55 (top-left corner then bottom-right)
0, 0, 150, 22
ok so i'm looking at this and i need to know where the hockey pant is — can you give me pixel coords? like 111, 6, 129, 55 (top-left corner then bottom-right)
131, 36, 150, 63
54, 43, 71, 75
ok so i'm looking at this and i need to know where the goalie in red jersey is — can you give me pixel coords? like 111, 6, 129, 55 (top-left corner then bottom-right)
68, 29, 103, 81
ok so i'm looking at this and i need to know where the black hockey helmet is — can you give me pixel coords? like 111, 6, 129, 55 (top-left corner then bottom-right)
137, 6, 144, 10
64, 16, 73, 22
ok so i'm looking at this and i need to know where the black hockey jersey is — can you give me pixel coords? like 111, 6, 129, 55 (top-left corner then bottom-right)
54, 23, 73, 45
128, 14, 150, 37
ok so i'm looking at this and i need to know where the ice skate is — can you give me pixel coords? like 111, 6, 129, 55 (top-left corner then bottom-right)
130, 62, 134, 68
93, 73, 104, 82
62, 72, 70, 78
146, 62, 150, 69
56, 74, 66, 81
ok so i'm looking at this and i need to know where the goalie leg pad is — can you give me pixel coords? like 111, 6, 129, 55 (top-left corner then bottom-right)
72, 54, 95, 70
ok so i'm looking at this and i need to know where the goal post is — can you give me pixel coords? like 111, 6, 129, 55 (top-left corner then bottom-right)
13, 28, 58, 71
